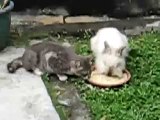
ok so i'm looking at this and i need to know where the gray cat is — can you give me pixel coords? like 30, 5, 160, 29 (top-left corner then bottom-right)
7, 41, 93, 81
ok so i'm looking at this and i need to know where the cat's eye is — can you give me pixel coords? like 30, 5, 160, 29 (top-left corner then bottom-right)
82, 71, 88, 75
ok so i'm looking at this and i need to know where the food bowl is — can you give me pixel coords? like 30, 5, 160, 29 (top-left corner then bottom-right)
88, 69, 131, 87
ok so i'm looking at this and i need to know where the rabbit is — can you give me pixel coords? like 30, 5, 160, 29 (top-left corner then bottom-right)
90, 27, 130, 78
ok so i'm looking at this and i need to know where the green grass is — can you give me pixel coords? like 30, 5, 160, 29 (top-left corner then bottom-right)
70, 31, 160, 120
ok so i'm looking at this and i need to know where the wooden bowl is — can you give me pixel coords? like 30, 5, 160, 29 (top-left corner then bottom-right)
88, 69, 131, 87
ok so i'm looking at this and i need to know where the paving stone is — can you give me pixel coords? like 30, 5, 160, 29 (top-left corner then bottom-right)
0, 47, 60, 120
11, 14, 64, 25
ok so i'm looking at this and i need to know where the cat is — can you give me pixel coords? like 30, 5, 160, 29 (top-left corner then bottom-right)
7, 41, 93, 81
90, 27, 130, 78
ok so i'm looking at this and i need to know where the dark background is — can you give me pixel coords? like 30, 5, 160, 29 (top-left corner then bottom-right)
12, 0, 160, 17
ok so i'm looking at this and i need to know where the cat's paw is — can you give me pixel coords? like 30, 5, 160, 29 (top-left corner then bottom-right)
62, 42, 71, 47
57, 74, 68, 81
34, 68, 43, 76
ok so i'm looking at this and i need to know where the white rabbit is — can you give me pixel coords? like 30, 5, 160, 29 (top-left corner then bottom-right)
90, 27, 130, 78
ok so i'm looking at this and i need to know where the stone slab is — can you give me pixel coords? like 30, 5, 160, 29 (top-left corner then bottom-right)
0, 47, 60, 120
64, 16, 113, 23
35, 15, 64, 25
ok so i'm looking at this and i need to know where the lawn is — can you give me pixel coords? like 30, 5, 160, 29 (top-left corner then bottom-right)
43, 31, 160, 120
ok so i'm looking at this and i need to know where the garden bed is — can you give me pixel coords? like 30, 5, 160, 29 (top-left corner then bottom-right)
68, 31, 160, 120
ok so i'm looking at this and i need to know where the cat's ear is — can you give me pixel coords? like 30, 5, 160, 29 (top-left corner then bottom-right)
75, 60, 81, 68
103, 41, 111, 54
70, 60, 81, 68
117, 46, 126, 56
62, 42, 71, 48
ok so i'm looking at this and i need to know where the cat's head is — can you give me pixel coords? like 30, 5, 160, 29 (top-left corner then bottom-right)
70, 55, 94, 79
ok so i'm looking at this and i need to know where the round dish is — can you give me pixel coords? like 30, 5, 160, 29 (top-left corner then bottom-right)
88, 69, 131, 87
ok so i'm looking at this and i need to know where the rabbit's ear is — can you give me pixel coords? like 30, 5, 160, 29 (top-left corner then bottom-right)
103, 41, 111, 54
117, 46, 126, 56
104, 41, 109, 49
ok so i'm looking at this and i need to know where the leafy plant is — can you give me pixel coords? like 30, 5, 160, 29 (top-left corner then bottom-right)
0, 0, 9, 9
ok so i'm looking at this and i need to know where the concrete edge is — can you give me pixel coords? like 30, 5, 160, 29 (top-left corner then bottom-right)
11, 17, 160, 37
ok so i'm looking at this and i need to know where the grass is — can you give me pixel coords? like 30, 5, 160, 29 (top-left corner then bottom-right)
68, 31, 160, 120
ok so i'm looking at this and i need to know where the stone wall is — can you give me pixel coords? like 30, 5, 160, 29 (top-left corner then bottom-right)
12, 0, 160, 17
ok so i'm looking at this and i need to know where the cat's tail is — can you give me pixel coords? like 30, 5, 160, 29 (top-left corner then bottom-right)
7, 57, 23, 73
